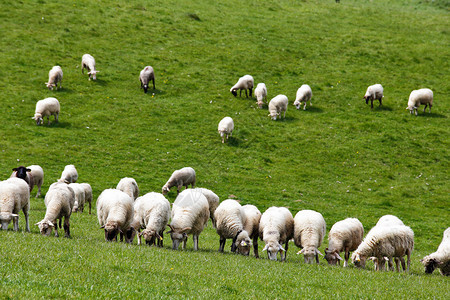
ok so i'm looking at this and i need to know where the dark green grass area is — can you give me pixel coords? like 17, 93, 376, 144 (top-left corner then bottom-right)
0, 0, 449, 298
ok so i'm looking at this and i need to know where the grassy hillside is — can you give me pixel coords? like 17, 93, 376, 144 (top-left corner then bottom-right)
0, 0, 449, 298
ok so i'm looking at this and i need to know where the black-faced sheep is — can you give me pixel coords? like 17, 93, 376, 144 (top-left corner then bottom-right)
421, 227, 450, 276
364, 84, 383, 109
230, 75, 254, 97
139, 66, 155, 93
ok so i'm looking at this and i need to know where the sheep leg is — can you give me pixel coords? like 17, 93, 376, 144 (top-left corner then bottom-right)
239, 90, 242, 97
182, 238, 187, 250
249, 88, 253, 98
89, 201, 91, 214
253, 236, 259, 258
36, 185, 41, 198
193, 235, 199, 251
23, 204, 30, 232
284, 241, 289, 262
152, 78, 155, 90
303, 102, 307, 110
344, 251, 349, 267
64, 217, 71, 238
47, 116, 51, 125
400, 256, 406, 272
423, 104, 427, 113
245, 89, 248, 98
120, 232, 124, 242
159, 231, 164, 247
379, 98, 382, 106
370, 99, 374, 109
219, 237, 226, 252
406, 252, 410, 272
55, 112, 59, 123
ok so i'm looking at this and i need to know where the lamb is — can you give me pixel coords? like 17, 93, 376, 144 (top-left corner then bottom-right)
116, 177, 139, 201
421, 227, 450, 276
35, 181, 75, 237
168, 189, 209, 250
69, 183, 86, 213
242, 204, 261, 258
195, 188, 220, 227
46, 66, 63, 90
60, 164, 78, 183
293, 84, 312, 110
230, 75, 254, 98
32, 97, 60, 125
0, 177, 30, 232
293, 210, 326, 264
351, 225, 414, 272
324, 218, 363, 267
259, 206, 294, 261
406, 88, 433, 115
162, 167, 196, 195
81, 54, 99, 81
139, 66, 155, 93
268, 95, 288, 121
363, 84, 383, 109
79, 183, 93, 214
218, 117, 234, 143
254, 83, 267, 108
97, 189, 134, 243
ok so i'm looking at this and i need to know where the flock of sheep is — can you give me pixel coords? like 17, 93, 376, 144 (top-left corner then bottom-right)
1, 164, 449, 276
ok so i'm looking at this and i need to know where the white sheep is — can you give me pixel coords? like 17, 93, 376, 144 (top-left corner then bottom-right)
60, 165, 78, 183
81, 54, 99, 80
162, 167, 196, 195
268, 94, 288, 121
10, 165, 44, 198
259, 206, 294, 261
46, 66, 63, 90
116, 177, 139, 201
97, 189, 134, 243
254, 83, 267, 108
406, 88, 433, 115
218, 117, 234, 143
293, 84, 312, 110
79, 183, 93, 214
324, 218, 364, 267
139, 66, 155, 93
374, 215, 406, 271
0, 177, 30, 232
195, 188, 220, 227
32, 97, 60, 126
363, 84, 383, 109
242, 204, 262, 258
69, 183, 86, 213
168, 189, 209, 250
294, 209, 326, 264
230, 75, 254, 98
421, 227, 450, 276
352, 224, 414, 272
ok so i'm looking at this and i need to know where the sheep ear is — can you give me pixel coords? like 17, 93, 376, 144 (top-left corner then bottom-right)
335, 253, 343, 260
26, 169, 31, 172
279, 245, 286, 252
12, 168, 17, 171
296, 250, 302, 255
35, 221, 42, 226
180, 227, 191, 234
316, 249, 324, 256
100, 225, 105, 229
262, 244, 268, 252
11, 214, 19, 218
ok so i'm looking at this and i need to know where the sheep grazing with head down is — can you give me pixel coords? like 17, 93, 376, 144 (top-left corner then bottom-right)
116, 177, 139, 201
259, 206, 294, 261
363, 84, 383, 109
406, 88, 433, 115
168, 189, 209, 250
324, 218, 363, 267
162, 167, 196, 195
0, 177, 30, 232
294, 210, 326, 264
374, 215, 406, 271
218, 117, 234, 144
81, 54, 99, 81
254, 83, 267, 108
268, 95, 288, 121
421, 227, 450, 276
139, 66, 155, 93
33, 97, 60, 126
60, 164, 78, 183
46, 66, 63, 90
242, 204, 261, 258
79, 183, 93, 214
194, 188, 220, 227
293, 84, 312, 110
230, 75, 254, 98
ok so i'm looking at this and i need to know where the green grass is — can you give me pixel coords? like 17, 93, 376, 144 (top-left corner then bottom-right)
1, 0, 449, 298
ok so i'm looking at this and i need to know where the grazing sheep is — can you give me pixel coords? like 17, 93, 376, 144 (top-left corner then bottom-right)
421, 227, 450, 276
294, 210, 326, 264
32, 97, 60, 126
242, 204, 262, 258
81, 54, 99, 81
97, 189, 134, 243
79, 183, 93, 214
324, 218, 364, 267
168, 189, 209, 250
268, 95, 288, 121
46, 66, 63, 90
293, 84, 312, 110
352, 225, 414, 272
162, 167, 196, 195
363, 84, 383, 109
406, 88, 433, 115
375, 215, 406, 271
0, 177, 30, 232
259, 206, 294, 261
60, 165, 78, 183
116, 177, 139, 201
230, 75, 254, 97
218, 117, 234, 143
69, 183, 86, 213
254, 83, 267, 108
195, 188, 220, 227
139, 66, 155, 93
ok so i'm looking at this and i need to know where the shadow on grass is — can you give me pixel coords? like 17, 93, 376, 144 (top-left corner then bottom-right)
418, 112, 447, 118
375, 105, 393, 111
90, 78, 108, 86
140, 88, 165, 96
226, 136, 241, 147
47, 121, 71, 128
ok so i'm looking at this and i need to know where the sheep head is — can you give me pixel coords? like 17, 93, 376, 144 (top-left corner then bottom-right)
421, 256, 441, 274
297, 246, 323, 264
352, 252, 367, 268
35, 220, 54, 236
324, 248, 343, 265
101, 221, 121, 242
45, 82, 55, 90
167, 225, 190, 250
162, 186, 170, 195
1, 213, 18, 230
141, 229, 162, 246
88, 70, 99, 80
234, 231, 251, 256
231, 89, 237, 97
12, 166, 31, 182
262, 241, 285, 261
33, 113, 43, 125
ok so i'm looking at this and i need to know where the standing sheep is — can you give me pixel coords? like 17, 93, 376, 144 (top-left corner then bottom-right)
259, 206, 294, 261
32, 97, 60, 126
162, 167, 196, 195
10, 165, 44, 197
363, 84, 383, 109
46, 66, 63, 90
324, 218, 364, 267
421, 227, 450, 276
79, 183, 93, 214
293, 84, 312, 110
268, 95, 288, 121
218, 117, 234, 144
168, 189, 209, 250
375, 215, 406, 271
242, 204, 261, 258
230, 75, 254, 98
195, 188, 220, 227
139, 66, 155, 93
254, 83, 267, 108
294, 210, 326, 264
116, 177, 139, 201
81, 54, 99, 80
406, 88, 433, 115
60, 164, 78, 183
0, 177, 30, 232
69, 183, 86, 213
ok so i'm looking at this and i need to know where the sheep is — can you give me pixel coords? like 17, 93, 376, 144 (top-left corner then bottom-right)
242, 204, 261, 258
194, 188, 220, 227
254, 83, 267, 108
81, 54, 99, 81
46, 66, 63, 90
259, 206, 294, 261
10, 165, 43, 197
230, 75, 254, 98
32, 97, 60, 126
168, 189, 209, 250
116, 177, 139, 201
35, 181, 75, 237
0, 177, 30, 232
421, 227, 450, 276
79, 183, 93, 214
324, 218, 364, 267
406, 88, 433, 115
351, 225, 414, 272
69, 183, 86, 213
293, 84, 312, 110
375, 215, 406, 271
139, 66, 155, 93
162, 167, 196, 195
60, 164, 78, 183
218, 117, 234, 143
97, 189, 134, 243
268, 95, 288, 121
363, 84, 383, 109
294, 210, 326, 264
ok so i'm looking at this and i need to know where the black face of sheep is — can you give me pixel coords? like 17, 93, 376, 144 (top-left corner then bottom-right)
143, 84, 148, 93
102, 225, 120, 242
364, 96, 370, 105
422, 258, 439, 274
231, 90, 237, 97
12, 166, 31, 181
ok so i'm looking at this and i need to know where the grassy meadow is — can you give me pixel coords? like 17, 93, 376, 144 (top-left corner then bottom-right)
0, 0, 449, 298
